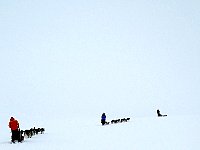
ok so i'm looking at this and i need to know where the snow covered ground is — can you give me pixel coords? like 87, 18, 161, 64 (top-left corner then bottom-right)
1, 114, 200, 150
1, 0, 200, 149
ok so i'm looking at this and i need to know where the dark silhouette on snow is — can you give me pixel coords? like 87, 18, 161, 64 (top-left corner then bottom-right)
111, 118, 130, 124
157, 109, 167, 117
101, 113, 106, 125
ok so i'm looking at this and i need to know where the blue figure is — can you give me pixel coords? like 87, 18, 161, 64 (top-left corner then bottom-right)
101, 113, 106, 125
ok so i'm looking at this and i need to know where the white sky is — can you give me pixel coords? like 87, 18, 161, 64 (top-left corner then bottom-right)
0, 0, 200, 118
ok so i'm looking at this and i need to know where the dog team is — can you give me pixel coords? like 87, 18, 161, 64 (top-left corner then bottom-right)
23, 127, 45, 138
101, 109, 167, 125
8, 109, 167, 142
101, 113, 130, 125
111, 118, 130, 124
8, 116, 45, 143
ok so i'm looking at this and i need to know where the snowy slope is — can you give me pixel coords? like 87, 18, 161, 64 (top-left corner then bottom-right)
1, 115, 199, 150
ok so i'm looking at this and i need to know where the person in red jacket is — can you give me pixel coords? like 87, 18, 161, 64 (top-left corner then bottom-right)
9, 117, 19, 143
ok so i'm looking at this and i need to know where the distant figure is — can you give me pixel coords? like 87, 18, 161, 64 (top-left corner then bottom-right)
157, 109, 162, 117
101, 113, 106, 125
157, 109, 167, 117
9, 117, 20, 143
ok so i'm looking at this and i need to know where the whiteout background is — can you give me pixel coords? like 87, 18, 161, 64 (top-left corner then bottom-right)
0, 0, 200, 149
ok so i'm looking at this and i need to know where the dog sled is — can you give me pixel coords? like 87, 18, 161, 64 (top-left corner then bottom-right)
10, 129, 24, 144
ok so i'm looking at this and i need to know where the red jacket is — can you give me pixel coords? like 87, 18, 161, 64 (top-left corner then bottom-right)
9, 117, 19, 131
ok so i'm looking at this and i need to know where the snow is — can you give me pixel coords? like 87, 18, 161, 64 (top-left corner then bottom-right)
1, 115, 200, 149
1, 0, 200, 149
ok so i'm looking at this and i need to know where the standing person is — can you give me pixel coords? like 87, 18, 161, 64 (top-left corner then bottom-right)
101, 113, 106, 125
9, 117, 20, 143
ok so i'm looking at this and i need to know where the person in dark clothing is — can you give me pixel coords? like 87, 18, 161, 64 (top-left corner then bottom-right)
101, 113, 106, 125
157, 109, 162, 117
157, 109, 167, 117
8, 117, 20, 143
